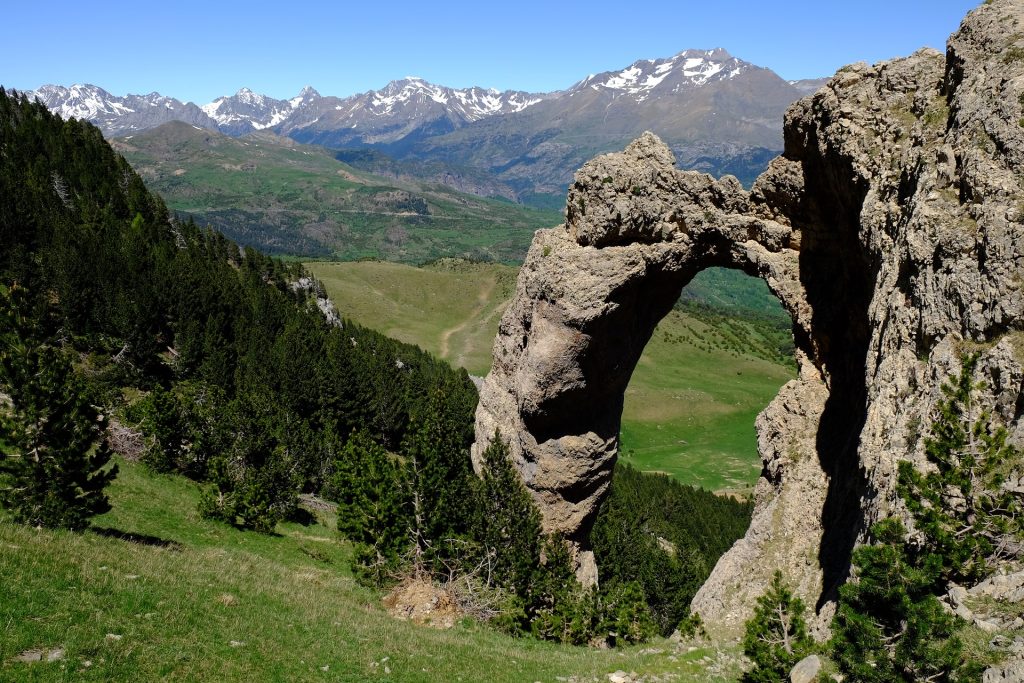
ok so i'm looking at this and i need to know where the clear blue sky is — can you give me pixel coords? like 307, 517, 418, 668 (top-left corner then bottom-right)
2, 0, 980, 103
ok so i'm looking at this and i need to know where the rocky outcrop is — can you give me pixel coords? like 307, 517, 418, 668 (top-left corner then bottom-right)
472, 0, 1024, 637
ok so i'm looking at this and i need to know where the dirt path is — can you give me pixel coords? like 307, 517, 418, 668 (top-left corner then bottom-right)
438, 275, 497, 363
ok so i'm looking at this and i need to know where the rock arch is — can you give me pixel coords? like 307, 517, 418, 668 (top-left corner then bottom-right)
473, 0, 1024, 636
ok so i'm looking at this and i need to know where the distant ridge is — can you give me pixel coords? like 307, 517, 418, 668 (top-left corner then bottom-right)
19, 49, 823, 202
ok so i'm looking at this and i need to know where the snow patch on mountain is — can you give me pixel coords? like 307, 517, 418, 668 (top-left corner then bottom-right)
577, 48, 748, 99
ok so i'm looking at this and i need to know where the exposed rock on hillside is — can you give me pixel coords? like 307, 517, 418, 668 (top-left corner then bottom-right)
472, 0, 1024, 638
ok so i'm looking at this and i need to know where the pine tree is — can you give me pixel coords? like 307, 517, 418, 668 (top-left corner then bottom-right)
472, 435, 542, 595
401, 386, 476, 566
597, 580, 658, 646
830, 353, 1020, 681
897, 353, 1023, 582
742, 570, 815, 683
198, 393, 300, 533
830, 519, 976, 682
0, 287, 117, 530
326, 429, 409, 579
140, 386, 185, 474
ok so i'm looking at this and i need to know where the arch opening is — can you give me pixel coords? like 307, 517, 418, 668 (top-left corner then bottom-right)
617, 266, 797, 494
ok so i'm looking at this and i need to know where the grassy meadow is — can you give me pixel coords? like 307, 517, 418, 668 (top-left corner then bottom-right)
306, 259, 517, 377
308, 261, 795, 492
0, 458, 743, 682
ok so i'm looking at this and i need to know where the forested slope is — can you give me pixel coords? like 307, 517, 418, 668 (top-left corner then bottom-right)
0, 88, 477, 516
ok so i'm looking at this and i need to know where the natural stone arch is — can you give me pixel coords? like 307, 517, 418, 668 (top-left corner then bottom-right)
470, 133, 867, 634
474, 0, 1024, 637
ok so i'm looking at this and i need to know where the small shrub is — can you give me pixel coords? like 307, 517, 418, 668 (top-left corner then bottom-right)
742, 571, 815, 682
1003, 46, 1024, 64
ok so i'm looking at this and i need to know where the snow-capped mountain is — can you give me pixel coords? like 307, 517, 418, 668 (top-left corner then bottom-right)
24, 84, 217, 136
274, 77, 551, 149
346, 76, 543, 122
20, 49, 821, 202
200, 87, 299, 136
569, 48, 752, 101
22, 48, 813, 152
22, 78, 550, 146
788, 77, 829, 96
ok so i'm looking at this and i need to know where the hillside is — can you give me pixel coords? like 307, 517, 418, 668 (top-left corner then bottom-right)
0, 84, 760, 669
0, 457, 744, 682
112, 122, 561, 262
308, 260, 796, 491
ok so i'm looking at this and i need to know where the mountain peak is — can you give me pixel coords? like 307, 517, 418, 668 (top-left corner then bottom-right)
675, 47, 733, 60
298, 85, 320, 97
573, 48, 754, 99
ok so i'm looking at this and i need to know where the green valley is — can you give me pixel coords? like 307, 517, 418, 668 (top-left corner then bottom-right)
309, 260, 796, 492
113, 123, 561, 263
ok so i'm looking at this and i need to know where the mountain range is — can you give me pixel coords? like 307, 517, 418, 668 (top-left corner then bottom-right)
22, 49, 826, 205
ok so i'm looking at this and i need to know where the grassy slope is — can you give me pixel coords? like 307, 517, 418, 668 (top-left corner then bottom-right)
306, 260, 517, 377
113, 124, 561, 263
0, 459, 742, 682
308, 261, 795, 492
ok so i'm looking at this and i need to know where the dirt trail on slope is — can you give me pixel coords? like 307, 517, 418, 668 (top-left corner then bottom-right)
438, 275, 497, 366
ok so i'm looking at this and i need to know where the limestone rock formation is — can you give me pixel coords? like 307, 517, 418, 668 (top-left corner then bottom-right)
472, 0, 1024, 638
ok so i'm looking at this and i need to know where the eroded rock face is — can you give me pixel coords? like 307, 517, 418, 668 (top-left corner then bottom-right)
472, 0, 1024, 636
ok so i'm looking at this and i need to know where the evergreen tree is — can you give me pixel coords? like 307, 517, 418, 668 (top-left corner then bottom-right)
742, 570, 815, 683
526, 535, 600, 645
597, 580, 658, 646
198, 393, 300, 533
401, 385, 476, 566
472, 435, 542, 596
0, 287, 118, 530
591, 462, 746, 635
140, 386, 185, 473
897, 353, 1023, 582
830, 519, 977, 682
830, 354, 1018, 681
326, 429, 409, 581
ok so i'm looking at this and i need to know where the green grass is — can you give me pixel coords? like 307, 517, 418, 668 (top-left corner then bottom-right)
114, 124, 561, 263
306, 259, 518, 377
619, 308, 793, 492
0, 459, 743, 682
308, 261, 796, 492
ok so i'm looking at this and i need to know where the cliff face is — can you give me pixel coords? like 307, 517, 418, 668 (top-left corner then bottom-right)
472, 0, 1024, 636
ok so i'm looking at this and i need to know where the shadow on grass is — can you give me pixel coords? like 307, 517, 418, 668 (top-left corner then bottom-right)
89, 526, 183, 550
